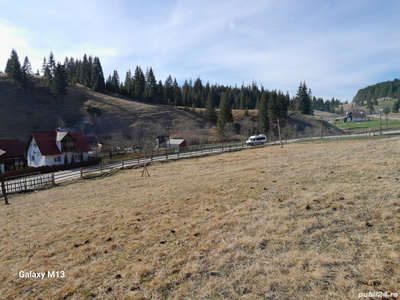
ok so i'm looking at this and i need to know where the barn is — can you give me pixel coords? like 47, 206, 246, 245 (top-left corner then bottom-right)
167, 139, 188, 150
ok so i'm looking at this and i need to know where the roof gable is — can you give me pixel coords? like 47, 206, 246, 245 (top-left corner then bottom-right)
0, 139, 26, 158
31, 131, 92, 155
31, 132, 61, 156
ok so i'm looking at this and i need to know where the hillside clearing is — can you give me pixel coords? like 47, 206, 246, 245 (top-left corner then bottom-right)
1, 138, 399, 299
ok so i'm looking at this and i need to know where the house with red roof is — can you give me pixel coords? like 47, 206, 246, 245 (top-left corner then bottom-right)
26, 129, 92, 167
0, 139, 26, 171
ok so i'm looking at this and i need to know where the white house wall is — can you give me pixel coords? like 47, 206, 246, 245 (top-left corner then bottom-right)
27, 138, 43, 167
27, 137, 89, 167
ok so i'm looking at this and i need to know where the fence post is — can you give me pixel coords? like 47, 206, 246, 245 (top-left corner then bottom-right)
0, 167, 8, 205
52, 173, 55, 185
151, 150, 153, 161
166, 148, 168, 160
122, 160, 124, 168
80, 167, 83, 178
101, 163, 103, 173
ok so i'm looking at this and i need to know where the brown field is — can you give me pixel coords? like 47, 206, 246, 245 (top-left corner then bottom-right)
1, 134, 400, 299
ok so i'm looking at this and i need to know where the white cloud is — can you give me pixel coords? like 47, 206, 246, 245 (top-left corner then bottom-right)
0, 0, 400, 100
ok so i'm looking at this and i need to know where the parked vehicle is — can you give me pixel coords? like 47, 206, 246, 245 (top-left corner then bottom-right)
246, 134, 267, 146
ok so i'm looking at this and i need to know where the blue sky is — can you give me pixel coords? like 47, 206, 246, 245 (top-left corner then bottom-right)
1, 0, 399, 102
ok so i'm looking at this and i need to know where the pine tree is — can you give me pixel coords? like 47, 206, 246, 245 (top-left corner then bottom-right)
366, 98, 374, 113
392, 100, 399, 113
51, 62, 68, 101
111, 70, 120, 93
173, 78, 182, 106
258, 91, 269, 133
157, 80, 164, 104
48, 51, 56, 76
21, 56, 32, 90
164, 75, 174, 104
217, 92, 233, 139
205, 92, 217, 121
133, 66, 145, 98
5, 49, 22, 84
90, 57, 105, 92
41, 57, 47, 75
296, 81, 312, 115
42, 66, 52, 88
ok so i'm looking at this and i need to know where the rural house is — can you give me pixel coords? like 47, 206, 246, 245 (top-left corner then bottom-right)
26, 129, 92, 167
0, 139, 26, 170
352, 111, 366, 122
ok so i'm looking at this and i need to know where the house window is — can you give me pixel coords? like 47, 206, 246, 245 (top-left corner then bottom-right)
33, 142, 37, 147
32, 156, 35, 161
58, 156, 61, 162
54, 157, 57, 162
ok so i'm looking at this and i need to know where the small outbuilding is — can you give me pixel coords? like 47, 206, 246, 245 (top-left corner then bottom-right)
0, 139, 26, 170
167, 139, 188, 150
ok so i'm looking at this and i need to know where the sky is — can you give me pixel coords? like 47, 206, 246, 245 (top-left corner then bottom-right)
1, 0, 399, 102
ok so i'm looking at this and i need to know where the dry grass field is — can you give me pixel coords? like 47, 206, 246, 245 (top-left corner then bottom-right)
1, 138, 400, 299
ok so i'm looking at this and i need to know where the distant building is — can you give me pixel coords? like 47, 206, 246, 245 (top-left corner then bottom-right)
167, 139, 188, 150
27, 129, 92, 167
352, 111, 366, 122
343, 110, 366, 122
155, 136, 169, 148
0, 139, 26, 170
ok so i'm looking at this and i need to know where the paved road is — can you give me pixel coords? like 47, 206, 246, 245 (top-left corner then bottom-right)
5, 130, 400, 193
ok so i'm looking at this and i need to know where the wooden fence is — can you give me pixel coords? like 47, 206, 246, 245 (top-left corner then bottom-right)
4, 174, 53, 193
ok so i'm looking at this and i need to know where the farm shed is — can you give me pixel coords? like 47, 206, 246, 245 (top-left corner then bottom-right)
167, 139, 188, 150
0, 139, 26, 170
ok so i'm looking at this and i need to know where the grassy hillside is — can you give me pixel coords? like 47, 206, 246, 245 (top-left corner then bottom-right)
1, 138, 399, 299
0, 73, 343, 144
0, 74, 213, 143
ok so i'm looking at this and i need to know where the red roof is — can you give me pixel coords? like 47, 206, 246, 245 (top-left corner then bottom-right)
352, 114, 366, 119
0, 139, 25, 158
69, 131, 92, 152
31, 131, 91, 156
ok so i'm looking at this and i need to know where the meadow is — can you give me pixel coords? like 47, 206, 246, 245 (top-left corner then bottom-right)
0, 138, 399, 299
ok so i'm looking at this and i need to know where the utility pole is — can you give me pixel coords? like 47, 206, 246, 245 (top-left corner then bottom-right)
320, 117, 323, 139
0, 166, 8, 205
277, 118, 283, 148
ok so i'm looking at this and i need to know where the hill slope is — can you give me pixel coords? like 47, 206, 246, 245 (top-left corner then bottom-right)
1, 138, 399, 299
354, 78, 400, 103
0, 73, 212, 142
0, 73, 344, 144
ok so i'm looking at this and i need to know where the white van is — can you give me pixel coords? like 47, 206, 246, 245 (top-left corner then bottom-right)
246, 134, 267, 146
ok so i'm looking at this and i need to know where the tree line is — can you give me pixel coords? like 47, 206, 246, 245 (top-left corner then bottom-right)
354, 79, 400, 103
5, 49, 334, 141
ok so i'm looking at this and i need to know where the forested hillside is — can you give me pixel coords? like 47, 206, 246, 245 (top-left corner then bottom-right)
353, 79, 400, 103
2, 48, 343, 146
